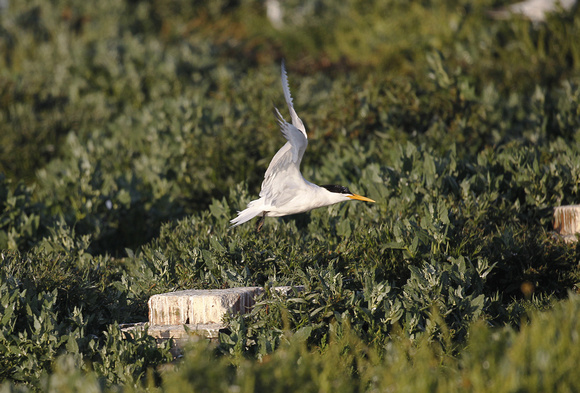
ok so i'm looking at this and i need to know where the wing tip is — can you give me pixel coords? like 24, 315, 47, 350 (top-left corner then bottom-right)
278, 59, 307, 138
273, 106, 285, 124
280, 60, 293, 104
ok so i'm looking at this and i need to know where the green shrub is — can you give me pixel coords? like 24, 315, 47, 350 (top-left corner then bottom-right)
0, 175, 43, 250
1, 0, 580, 390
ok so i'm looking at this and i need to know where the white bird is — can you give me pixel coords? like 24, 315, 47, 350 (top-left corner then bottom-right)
487, 0, 577, 22
231, 61, 375, 231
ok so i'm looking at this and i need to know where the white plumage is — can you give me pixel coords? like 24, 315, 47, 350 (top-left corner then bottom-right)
231, 61, 375, 230
488, 0, 577, 22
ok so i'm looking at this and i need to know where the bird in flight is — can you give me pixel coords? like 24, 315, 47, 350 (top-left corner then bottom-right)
231, 61, 375, 231
487, 0, 577, 22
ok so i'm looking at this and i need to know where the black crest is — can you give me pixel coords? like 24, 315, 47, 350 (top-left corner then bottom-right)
321, 185, 352, 195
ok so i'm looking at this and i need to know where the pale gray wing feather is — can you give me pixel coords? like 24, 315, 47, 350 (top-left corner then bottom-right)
259, 61, 309, 207
281, 60, 306, 136
274, 107, 307, 163
259, 111, 308, 206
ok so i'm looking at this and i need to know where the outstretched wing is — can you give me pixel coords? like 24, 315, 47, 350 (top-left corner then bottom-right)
259, 62, 309, 206
281, 60, 306, 137
259, 110, 308, 206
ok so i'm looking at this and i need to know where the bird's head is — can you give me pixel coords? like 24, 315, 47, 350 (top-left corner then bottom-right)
320, 185, 376, 203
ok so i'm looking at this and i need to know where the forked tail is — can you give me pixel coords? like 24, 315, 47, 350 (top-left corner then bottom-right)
230, 199, 265, 227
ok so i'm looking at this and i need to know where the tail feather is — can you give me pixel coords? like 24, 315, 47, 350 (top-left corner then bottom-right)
230, 200, 264, 227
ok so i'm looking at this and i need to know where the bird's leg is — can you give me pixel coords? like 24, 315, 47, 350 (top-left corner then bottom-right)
256, 212, 267, 232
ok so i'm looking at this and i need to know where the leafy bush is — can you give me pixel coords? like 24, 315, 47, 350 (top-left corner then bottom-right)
3, 294, 577, 392
0, 175, 43, 250
0, 272, 171, 389
1, 0, 580, 391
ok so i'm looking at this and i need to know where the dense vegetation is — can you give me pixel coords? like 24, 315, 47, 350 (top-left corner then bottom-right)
1, 0, 580, 391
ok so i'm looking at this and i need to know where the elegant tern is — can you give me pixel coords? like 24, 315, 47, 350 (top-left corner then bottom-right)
230, 61, 375, 231
487, 0, 577, 22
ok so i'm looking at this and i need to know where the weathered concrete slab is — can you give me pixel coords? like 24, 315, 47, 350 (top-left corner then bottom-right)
121, 286, 304, 354
148, 286, 304, 326
121, 322, 223, 340
149, 287, 262, 325
554, 205, 580, 242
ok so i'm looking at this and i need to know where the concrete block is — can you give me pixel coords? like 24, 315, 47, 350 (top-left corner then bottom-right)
149, 287, 262, 325
554, 205, 580, 242
120, 322, 222, 340
148, 286, 303, 326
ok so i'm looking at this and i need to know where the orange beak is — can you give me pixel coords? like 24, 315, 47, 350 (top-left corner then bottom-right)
347, 194, 376, 203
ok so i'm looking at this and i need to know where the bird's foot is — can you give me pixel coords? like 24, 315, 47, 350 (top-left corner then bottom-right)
256, 212, 267, 232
